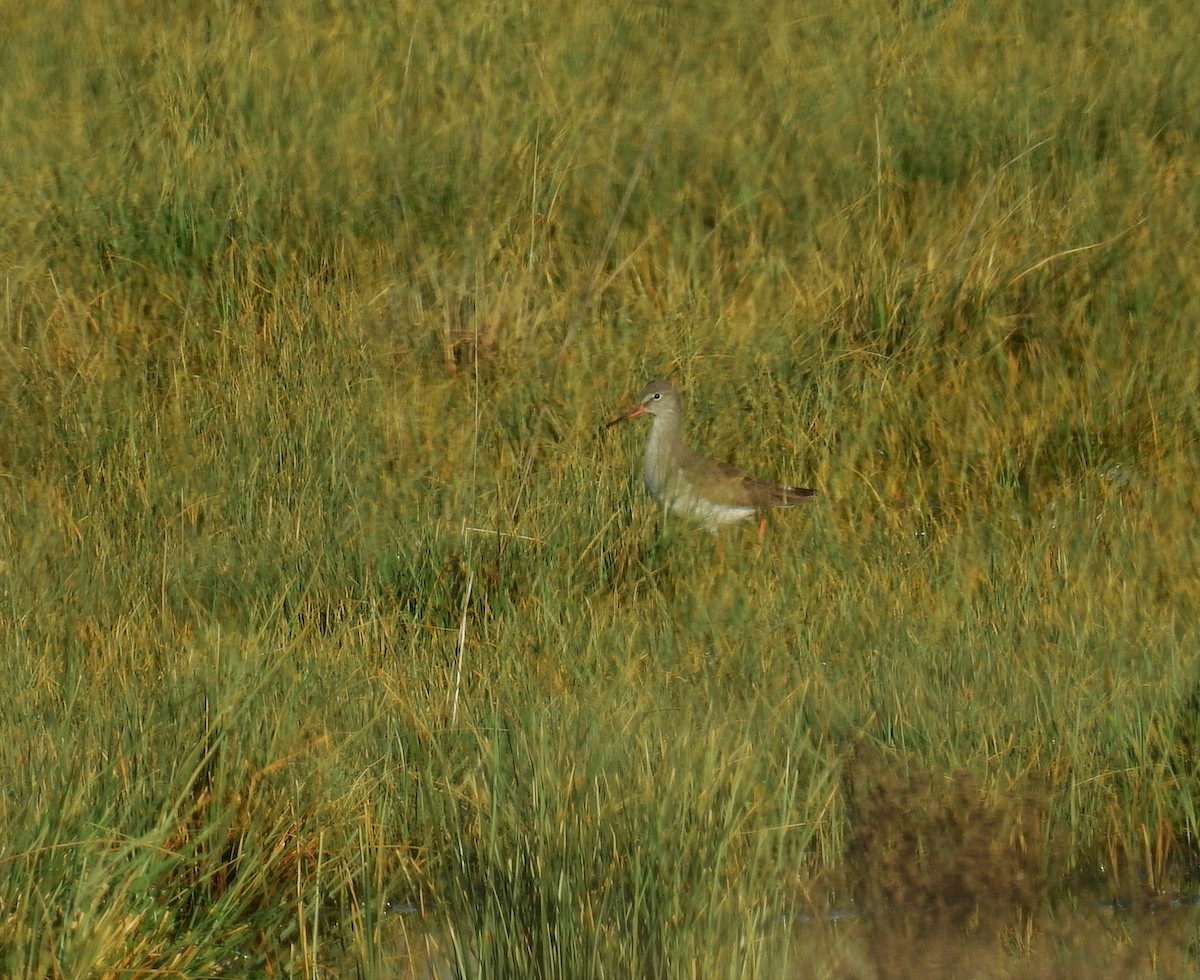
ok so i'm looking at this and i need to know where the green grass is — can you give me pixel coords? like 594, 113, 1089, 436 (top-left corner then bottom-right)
2, 0, 1199, 975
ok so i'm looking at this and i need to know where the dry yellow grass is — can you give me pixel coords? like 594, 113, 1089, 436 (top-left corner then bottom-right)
1, 0, 1198, 975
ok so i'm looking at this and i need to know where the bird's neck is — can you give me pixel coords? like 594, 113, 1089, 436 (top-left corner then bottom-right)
644, 411, 684, 490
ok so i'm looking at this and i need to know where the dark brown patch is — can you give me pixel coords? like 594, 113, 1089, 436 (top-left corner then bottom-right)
844, 750, 1049, 979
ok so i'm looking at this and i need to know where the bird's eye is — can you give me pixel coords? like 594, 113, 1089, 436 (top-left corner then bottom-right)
652, 392, 662, 400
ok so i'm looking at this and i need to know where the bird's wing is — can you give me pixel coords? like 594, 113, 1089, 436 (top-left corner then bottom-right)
679, 451, 815, 509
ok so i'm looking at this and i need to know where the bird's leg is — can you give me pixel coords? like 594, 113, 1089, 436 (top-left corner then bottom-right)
757, 517, 768, 542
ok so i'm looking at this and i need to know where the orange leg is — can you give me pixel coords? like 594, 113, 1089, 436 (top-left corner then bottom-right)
757, 517, 767, 541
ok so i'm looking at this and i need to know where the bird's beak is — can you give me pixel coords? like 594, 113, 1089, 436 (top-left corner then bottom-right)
602, 403, 646, 429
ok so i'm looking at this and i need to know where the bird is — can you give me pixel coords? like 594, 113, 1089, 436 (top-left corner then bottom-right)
603, 379, 816, 536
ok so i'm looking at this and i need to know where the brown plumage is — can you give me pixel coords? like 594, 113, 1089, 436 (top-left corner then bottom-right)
604, 379, 815, 533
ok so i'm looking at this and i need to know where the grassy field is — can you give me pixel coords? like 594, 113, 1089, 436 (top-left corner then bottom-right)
2, 0, 1199, 975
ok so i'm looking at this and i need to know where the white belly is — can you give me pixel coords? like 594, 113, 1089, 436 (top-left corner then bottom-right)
646, 466, 756, 529
667, 494, 756, 528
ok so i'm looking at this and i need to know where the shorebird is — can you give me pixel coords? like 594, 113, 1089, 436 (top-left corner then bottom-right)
604, 379, 816, 536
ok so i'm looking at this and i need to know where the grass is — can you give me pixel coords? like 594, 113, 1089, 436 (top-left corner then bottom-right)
2, 0, 1199, 975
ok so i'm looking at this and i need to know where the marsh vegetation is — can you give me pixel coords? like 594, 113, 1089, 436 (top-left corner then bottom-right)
1, 0, 1198, 975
